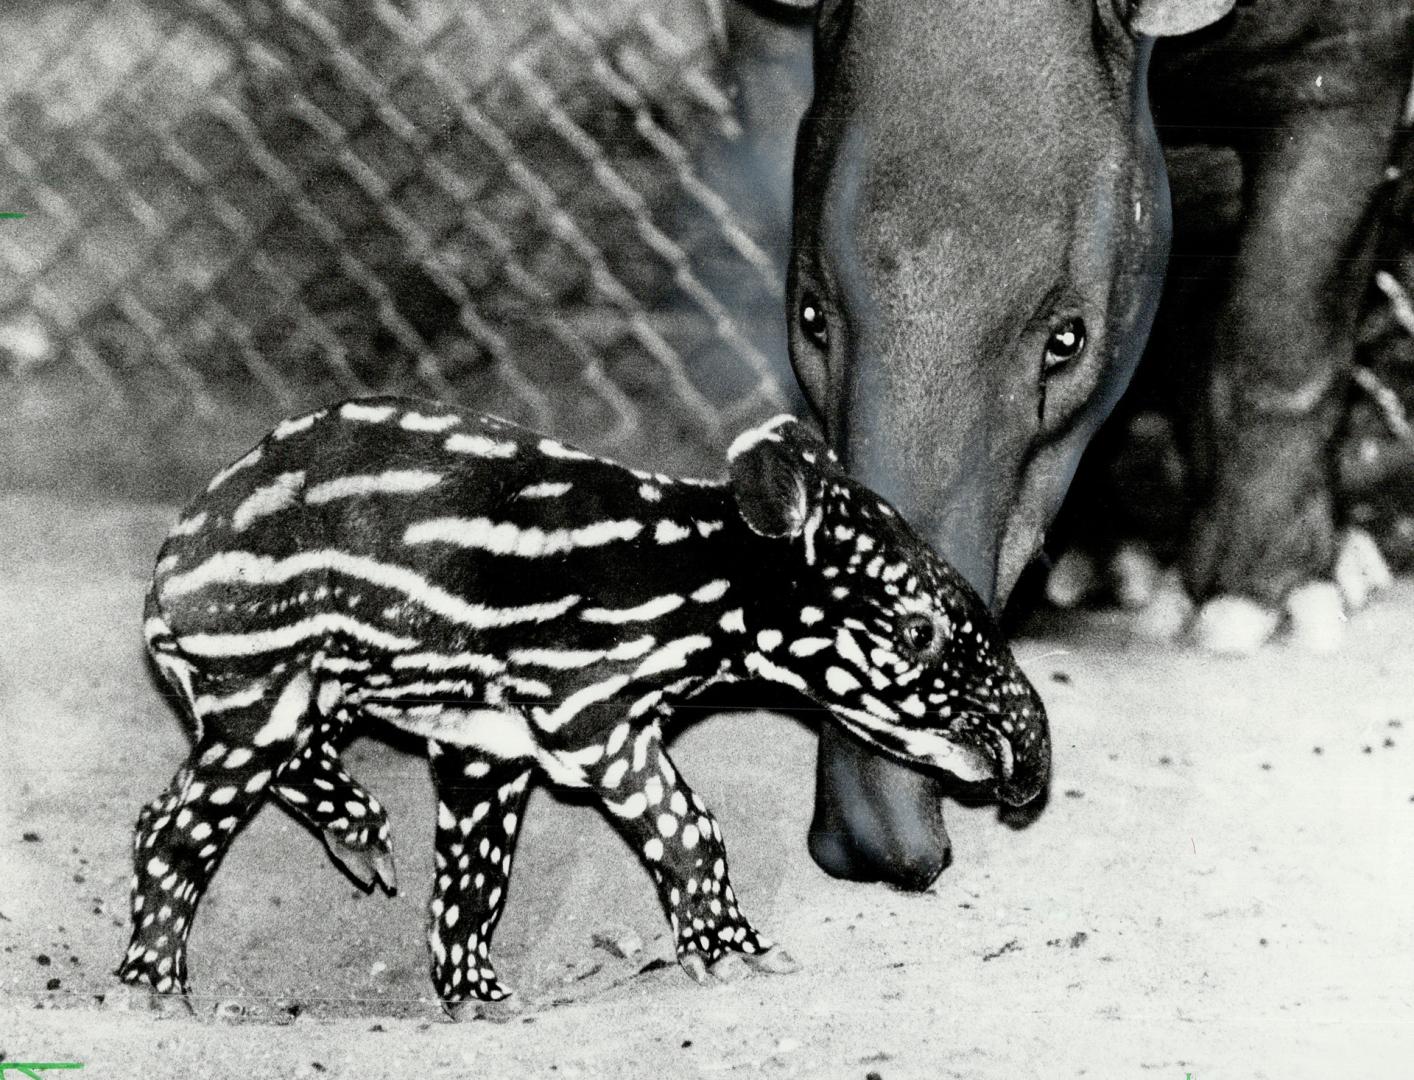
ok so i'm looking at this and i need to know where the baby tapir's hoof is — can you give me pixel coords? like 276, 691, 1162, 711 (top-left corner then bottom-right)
444, 993, 523, 1024
324, 834, 398, 895
680, 945, 801, 986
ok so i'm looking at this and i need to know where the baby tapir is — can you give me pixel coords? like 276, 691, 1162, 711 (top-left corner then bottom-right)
118, 396, 1050, 1018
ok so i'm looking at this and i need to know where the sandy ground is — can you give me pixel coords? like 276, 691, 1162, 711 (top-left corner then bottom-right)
3, 491, 1413, 1080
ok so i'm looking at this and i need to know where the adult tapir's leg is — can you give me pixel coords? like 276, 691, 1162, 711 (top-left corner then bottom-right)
1183, 94, 1410, 605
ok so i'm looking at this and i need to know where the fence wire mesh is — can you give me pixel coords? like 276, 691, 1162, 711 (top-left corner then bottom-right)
2, 0, 1413, 529
0, 0, 797, 496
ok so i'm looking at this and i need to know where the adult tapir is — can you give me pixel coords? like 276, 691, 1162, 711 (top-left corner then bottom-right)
726, 0, 1414, 888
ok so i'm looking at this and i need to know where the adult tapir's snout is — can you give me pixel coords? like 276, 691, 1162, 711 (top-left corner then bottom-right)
772, 0, 1236, 887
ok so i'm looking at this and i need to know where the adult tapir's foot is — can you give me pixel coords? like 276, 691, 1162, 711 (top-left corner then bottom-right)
808, 724, 950, 890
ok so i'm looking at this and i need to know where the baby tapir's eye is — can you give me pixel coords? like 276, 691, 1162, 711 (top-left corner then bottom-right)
899, 614, 936, 657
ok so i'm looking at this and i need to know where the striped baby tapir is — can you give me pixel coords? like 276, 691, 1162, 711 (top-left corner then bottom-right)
118, 395, 1051, 1018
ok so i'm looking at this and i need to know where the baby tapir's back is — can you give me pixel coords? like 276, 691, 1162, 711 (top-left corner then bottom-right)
149, 396, 750, 751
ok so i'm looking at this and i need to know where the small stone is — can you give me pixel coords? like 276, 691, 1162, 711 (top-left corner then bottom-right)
1285, 581, 1345, 654
369, 960, 388, 978
776, 1038, 800, 1054
591, 929, 643, 960
35, 954, 51, 966
46, 977, 61, 991
212, 999, 245, 1021
1191, 595, 1278, 655
21, 832, 40, 843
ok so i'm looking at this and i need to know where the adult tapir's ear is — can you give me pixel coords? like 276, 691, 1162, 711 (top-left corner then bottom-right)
727, 416, 824, 539
1121, 0, 1235, 36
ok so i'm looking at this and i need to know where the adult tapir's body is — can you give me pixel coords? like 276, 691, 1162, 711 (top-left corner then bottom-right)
729, 0, 1414, 887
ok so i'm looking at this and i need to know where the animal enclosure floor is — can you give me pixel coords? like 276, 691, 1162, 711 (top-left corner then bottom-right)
2, 492, 1413, 1080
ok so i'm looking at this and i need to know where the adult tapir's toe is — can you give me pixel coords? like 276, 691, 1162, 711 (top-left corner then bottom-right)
808, 726, 950, 890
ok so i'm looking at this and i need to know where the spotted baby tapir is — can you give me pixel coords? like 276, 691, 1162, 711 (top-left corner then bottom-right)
118, 396, 1051, 1018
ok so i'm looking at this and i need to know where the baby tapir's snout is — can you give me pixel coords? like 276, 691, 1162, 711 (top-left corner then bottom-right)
980, 662, 1050, 809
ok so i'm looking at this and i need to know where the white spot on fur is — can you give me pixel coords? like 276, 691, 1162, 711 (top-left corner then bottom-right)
405, 516, 642, 557
654, 520, 691, 544
517, 481, 573, 499
305, 470, 442, 505
582, 594, 683, 624
253, 671, 311, 746
206, 447, 263, 493
400, 411, 460, 432
339, 402, 396, 424
445, 433, 517, 458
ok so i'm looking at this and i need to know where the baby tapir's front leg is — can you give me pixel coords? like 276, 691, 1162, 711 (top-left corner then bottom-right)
426, 740, 532, 1021
273, 712, 397, 894
588, 722, 797, 983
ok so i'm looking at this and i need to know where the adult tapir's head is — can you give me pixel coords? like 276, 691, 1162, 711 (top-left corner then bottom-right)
754, 0, 1234, 887
772, 0, 1233, 606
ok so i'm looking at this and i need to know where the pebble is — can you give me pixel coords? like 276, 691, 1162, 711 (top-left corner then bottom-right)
1285, 581, 1345, 654
369, 960, 388, 978
1191, 595, 1278, 654
591, 928, 643, 960
212, 999, 246, 1021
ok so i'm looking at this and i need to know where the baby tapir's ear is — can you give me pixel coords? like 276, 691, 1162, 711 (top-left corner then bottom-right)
727, 416, 825, 539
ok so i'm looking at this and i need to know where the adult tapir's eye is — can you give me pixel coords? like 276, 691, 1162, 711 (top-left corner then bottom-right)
899, 614, 935, 656
1043, 317, 1085, 372
799, 293, 829, 348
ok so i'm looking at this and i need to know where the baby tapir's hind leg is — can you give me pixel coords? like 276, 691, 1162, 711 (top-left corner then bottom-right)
426, 740, 532, 1021
116, 670, 312, 998
273, 709, 397, 894
588, 723, 798, 984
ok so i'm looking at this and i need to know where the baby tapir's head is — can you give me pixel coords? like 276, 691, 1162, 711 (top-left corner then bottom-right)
728, 416, 1050, 808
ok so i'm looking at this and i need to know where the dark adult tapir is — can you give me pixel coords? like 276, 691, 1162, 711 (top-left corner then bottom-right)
735, 0, 1414, 889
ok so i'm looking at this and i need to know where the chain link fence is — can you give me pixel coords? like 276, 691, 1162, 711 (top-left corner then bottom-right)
3, 0, 1413, 537
0, 0, 802, 497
